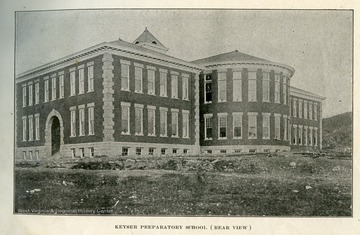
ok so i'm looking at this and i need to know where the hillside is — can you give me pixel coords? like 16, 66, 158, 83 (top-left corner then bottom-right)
322, 112, 352, 152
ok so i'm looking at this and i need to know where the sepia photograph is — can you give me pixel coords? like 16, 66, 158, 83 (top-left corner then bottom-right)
13, 9, 352, 219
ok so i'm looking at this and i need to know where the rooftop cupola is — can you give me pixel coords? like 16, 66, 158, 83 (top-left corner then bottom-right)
133, 27, 169, 54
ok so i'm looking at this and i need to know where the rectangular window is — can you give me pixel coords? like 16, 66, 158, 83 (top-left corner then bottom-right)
121, 63, 130, 91
204, 74, 212, 103
275, 115, 281, 140
233, 113, 242, 138
89, 147, 94, 157
182, 76, 189, 100
233, 71, 242, 101
51, 77, 56, 100
298, 100, 303, 118
35, 82, 40, 104
218, 114, 228, 139
275, 75, 280, 103
292, 99, 297, 117
293, 125, 297, 145
149, 148, 155, 155
79, 107, 85, 136
28, 116, 33, 141
171, 110, 179, 137
282, 78, 287, 104
283, 116, 287, 141
160, 72, 167, 97
309, 128, 313, 146
248, 72, 257, 102
147, 69, 155, 95
161, 148, 166, 155
44, 79, 49, 102
147, 106, 156, 136
218, 72, 227, 102
220, 149, 227, 154
79, 68, 85, 94
35, 114, 40, 140
29, 151, 33, 160
136, 148, 142, 155
314, 104, 318, 121
88, 66, 94, 92
262, 72, 270, 102
122, 147, 129, 156
288, 119, 291, 143
182, 111, 189, 138
59, 75, 64, 98
204, 114, 213, 140
304, 101, 308, 119
22, 116, 27, 141
135, 66, 143, 93
298, 126, 303, 145
171, 74, 178, 99
70, 107, 76, 137
262, 114, 270, 139
23, 151, 27, 160
88, 105, 94, 135
121, 103, 130, 134
80, 148, 85, 158
183, 149, 189, 154
248, 113, 257, 139
160, 108, 167, 137
314, 128, 318, 146
172, 149, 178, 154
304, 127, 308, 146
309, 102, 313, 120
22, 85, 27, 107
135, 104, 144, 135
71, 148, 76, 158
28, 84, 33, 106
70, 71, 76, 96
35, 150, 39, 159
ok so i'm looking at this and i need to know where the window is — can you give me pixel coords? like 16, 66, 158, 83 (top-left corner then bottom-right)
205, 150, 213, 154
79, 68, 85, 94
147, 106, 156, 136
204, 114, 213, 140
275, 114, 281, 140
282, 78, 287, 104
149, 148, 155, 155
135, 104, 144, 135
28, 84, 33, 106
304, 101, 308, 119
147, 69, 155, 95
59, 75, 64, 98
161, 148, 166, 155
262, 72, 270, 102
23, 151, 26, 160
283, 115, 287, 141
248, 113, 257, 139
70, 71, 76, 96
71, 148, 76, 158
292, 125, 297, 145
248, 72, 257, 102
234, 149, 242, 153
309, 102, 313, 120
80, 148, 85, 158
121, 102, 130, 134
314, 128, 318, 146
136, 148, 142, 155
35, 150, 39, 159
298, 100, 303, 118
204, 74, 212, 103
309, 128, 313, 146
160, 71, 167, 97
50, 77, 56, 100
35, 82, 40, 104
88, 65, 94, 92
233, 113, 242, 138
298, 126, 303, 145
172, 149, 178, 154
121, 63, 130, 91
220, 149, 227, 154
79, 106, 85, 136
171, 109, 179, 137
22, 85, 27, 107
135, 66, 143, 93
122, 147, 129, 156
22, 116, 27, 141
292, 99, 297, 117
35, 114, 40, 140
274, 74, 280, 103
262, 113, 270, 139
182, 110, 189, 138
160, 108, 168, 137
70, 107, 76, 137
288, 119, 291, 143
89, 147, 94, 157
218, 72, 227, 102
304, 127, 308, 146
171, 74, 178, 99
218, 113, 228, 139
44, 79, 49, 102
314, 104, 318, 121
233, 71, 242, 101
88, 104, 94, 135
182, 149, 188, 154
29, 151, 33, 160
182, 76, 189, 100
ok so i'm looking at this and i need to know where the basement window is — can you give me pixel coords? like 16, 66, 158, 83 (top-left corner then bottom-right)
161, 148, 166, 155
136, 148, 142, 155
122, 147, 129, 156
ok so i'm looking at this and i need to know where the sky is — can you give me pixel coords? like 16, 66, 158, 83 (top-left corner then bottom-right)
15, 10, 353, 118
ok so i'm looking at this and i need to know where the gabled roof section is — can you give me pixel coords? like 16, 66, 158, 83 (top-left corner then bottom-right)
133, 27, 169, 54
290, 86, 326, 101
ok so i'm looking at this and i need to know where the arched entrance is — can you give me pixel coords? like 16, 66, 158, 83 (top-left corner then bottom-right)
51, 117, 61, 155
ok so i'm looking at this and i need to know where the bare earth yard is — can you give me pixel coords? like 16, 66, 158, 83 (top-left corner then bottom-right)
14, 153, 352, 216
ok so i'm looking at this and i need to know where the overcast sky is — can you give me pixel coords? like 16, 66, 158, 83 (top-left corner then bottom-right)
15, 10, 352, 118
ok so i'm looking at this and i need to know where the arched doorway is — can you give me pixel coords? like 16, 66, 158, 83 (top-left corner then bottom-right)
51, 117, 61, 155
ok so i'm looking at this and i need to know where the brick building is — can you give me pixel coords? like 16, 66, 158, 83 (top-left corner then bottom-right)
15, 28, 325, 159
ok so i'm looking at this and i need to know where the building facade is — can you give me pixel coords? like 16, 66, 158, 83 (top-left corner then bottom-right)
15, 28, 325, 160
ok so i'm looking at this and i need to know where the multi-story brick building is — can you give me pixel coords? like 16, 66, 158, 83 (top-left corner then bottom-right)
15, 28, 325, 160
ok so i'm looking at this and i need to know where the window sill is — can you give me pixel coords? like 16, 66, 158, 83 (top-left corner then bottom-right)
218, 137, 227, 140
135, 133, 144, 136
70, 135, 76, 138
204, 101, 212, 104
171, 97, 179, 99
233, 100, 242, 102
263, 137, 270, 140
160, 95, 168, 98
121, 132, 130, 135
182, 98, 189, 101
121, 89, 130, 92
233, 137, 243, 139
218, 100, 227, 103
88, 133, 95, 136
171, 136, 179, 138
248, 137, 257, 140
147, 93, 156, 96
79, 134, 85, 137
87, 90, 94, 93
262, 100, 270, 103
135, 91, 143, 94
204, 138, 213, 141
160, 135, 168, 137
182, 136, 190, 139
148, 134, 156, 137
